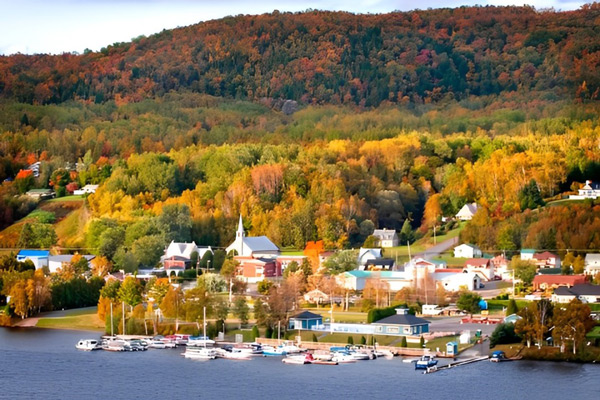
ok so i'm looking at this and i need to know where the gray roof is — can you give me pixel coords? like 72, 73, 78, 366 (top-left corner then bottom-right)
48, 255, 95, 263
371, 313, 430, 327
290, 311, 323, 320
243, 236, 279, 252
585, 254, 600, 264
555, 284, 600, 297
373, 229, 398, 240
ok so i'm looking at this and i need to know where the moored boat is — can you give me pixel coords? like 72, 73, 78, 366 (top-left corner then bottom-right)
415, 355, 438, 370
183, 346, 218, 360
76, 339, 101, 351
282, 353, 313, 365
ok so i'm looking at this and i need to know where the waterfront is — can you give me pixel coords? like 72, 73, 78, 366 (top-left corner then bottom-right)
1, 328, 599, 400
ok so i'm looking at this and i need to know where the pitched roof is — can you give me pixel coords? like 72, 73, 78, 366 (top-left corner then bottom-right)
366, 258, 395, 267
456, 243, 480, 250
533, 274, 586, 286
533, 251, 558, 261
585, 254, 600, 264
17, 250, 50, 257
465, 258, 490, 267
554, 283, 600, 297
456, 202, 478, 216
243, 236, 279, 252
372, 229, 398, 240
291, 311, 323, 320
372, 313, 430, 326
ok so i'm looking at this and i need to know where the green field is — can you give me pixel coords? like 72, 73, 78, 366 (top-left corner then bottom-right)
36, 308, 104, 331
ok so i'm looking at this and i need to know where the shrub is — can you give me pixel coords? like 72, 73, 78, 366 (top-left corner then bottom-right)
252, 325, 259, 341
419, 336, 425, 347
347, 336, 354, 345
312, 333, 318, 342
490, 323, 521, 347
360, 336, 366, 345
265, 326, 273, 339
401, 336, 407, 347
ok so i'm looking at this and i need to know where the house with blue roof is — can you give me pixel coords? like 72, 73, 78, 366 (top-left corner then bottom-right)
17, 250, 50, 269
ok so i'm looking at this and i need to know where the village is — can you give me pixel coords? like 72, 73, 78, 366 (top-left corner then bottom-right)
5, 191, 600, 363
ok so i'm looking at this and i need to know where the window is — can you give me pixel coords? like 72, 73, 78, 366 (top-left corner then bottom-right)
387, 327, 399, 334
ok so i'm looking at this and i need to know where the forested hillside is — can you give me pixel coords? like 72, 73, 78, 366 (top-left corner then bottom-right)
1, 6, 600, 272
1, 5, 600, 106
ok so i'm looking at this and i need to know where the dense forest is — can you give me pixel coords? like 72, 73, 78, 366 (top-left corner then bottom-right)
1, 5, 600, 106
1, 6, 600, 272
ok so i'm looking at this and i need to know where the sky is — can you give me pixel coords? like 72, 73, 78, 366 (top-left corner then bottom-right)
0, 0, 590, 55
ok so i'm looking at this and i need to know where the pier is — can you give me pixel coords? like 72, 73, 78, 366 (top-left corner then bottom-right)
424, 355, 490, 373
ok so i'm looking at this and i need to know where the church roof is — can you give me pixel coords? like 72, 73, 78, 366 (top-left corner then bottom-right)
243, 236, 279, 252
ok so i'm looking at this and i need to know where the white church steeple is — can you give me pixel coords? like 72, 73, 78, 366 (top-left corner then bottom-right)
236, 214, 245, 239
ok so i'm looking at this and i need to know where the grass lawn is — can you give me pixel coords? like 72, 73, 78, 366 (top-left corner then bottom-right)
302, 308, 368, 324
487, 299, 531, 312
46, 195, 85, 203
587, 326, 600, 339
36, 308, 104, 331
55, 207, 88, 248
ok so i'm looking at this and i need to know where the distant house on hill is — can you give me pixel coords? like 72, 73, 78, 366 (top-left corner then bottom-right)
456, 203, 478, 220
357, 248, 383, 267
25, 188, 54, 200
532, 251, 561, 269
454, 243, 482, 259
73, 184, 99, 195
584, 254, 600, 276
161, 241, 213, 271
569, 180, 600, 200
372, 228, 399, 247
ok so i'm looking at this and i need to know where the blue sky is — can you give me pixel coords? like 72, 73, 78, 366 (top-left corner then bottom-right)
0, 0, 589, 55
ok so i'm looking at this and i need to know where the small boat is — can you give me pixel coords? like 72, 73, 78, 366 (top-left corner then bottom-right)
233, 343, 263, 355
183, 346, 218, 360
331, 352, 357, 363
311, 359, 338, 366
215, 347, 252, 360
76, 339, 101, 351
102, 339, 128, 352
262, 345, 288, 356
127, 339, 148, 351
415, 355, 438, 370
282, 353, 313, 365
312, 350, 334, 361
490, 351, 506, 362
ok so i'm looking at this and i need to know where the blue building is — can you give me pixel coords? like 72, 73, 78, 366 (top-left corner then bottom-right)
288, 311, 323, 330
371, 308, 430, 336
16, 250, 50, 269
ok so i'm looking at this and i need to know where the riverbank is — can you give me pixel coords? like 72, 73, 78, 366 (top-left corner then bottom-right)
12, 307, 104, 332
493, 343, 600, 363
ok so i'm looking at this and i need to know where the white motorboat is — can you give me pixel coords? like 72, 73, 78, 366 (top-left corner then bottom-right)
282, 353, 313, 365
312, 350, 334, 361
183, 346, 218, 360
331, 352, 357, 363
215, 347, 252, 360
102, 339, 128, 352
149, 340, 166, 349
76, 339, 101, 351
262, 345, 288, 356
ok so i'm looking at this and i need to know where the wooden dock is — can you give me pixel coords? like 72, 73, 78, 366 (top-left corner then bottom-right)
423, 355, 489, 374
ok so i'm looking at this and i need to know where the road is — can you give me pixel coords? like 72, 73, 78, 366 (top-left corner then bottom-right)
427, 315, 498, 336
414, 236, 458, 258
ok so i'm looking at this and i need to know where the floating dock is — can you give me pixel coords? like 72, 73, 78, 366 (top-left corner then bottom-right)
423, 355, 489, 374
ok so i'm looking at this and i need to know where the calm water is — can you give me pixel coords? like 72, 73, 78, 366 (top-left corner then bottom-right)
0, 327, 598, 400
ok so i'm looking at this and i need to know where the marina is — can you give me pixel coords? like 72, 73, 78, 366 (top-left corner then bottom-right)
1, 327, 600, 400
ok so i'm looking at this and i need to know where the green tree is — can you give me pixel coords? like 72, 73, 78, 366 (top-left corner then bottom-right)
490, 323, 521, 347
399, 219, 414, 243
98, 226, 125, 260
131, 234, 165, 267
213, 297, 230, 333
506, 299, 518, 316
323, 250, 359, 275
347, 336, 354, 345
232, 296, 249, 328
401, 336, 407, 347
362, 235, 378, 248
158, 204, 192, 242
257, 279, 274, 295
252, 325, 260, 341
457, 291, 482, 315
513, 259, 537, 287
253, 298, 268, 326
118, 276, 142, 307
518, 179, 544, 211
100, 279, 121, 301
312, 333, 318, 342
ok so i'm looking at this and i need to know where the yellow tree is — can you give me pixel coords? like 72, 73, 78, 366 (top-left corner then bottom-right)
91, 256, 112, 277
26, 269, 51, 315
9, 280, 29, 319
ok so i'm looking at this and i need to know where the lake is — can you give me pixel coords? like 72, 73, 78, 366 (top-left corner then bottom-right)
0, 327, 598, 400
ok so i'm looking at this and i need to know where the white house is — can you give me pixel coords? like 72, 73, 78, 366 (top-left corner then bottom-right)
73, 184, 99, 195
520, 249, 536, 261
434, 270, 481, 291
552, 284, 600, 304
163, 241, 212, 261
584, 254, 600, 276
464, 258, 495, 281
569, 180, 600, 200
226, 215, 280, 258
357, 248, 383, 267
454, 243, 482, 258
456, 203, 478, 220
48, 254, 96, 273
372, 229, 399, 247
337, 270, 412, 291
